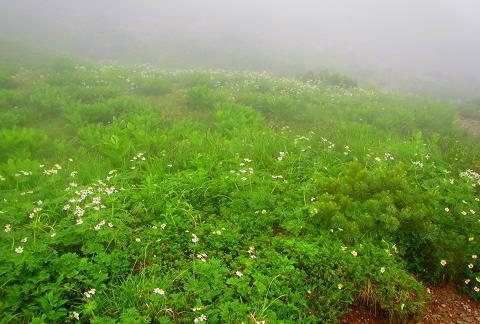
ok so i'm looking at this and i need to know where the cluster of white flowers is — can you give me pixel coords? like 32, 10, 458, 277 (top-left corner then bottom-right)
194, 314, 207, 323
235, 271, 244, 277
130, 153, 146, 170
247, 246, 256, 259
94, 220, 106, 231
104, 186, 117, 195
460, 169, 480, 181
43, 164, 62, 176
84, 288, 96, 298
294, 135, 311, 146
277, 151, 286, 161
212, 229, 223, 235
271, 174, 288, 184
230, 158, 254, 180
411, 161, 424, 168
321, 137, 335, 149
384, 244, 398, 257
191, 233, 200, 244
131, 152, 146, 162
64, 172, 120, 228
384, 152, 395, 161
28, 207, 42, 219
105, 173, 116, 184
196, 253, 208, 262
4, 224, 11, 232
280, 125, 291, 134
15, 170, 32, 177
72, 311, 80, 320
153, 288, 165, 296
74, 206, 85, 218
71, 188, 94, 204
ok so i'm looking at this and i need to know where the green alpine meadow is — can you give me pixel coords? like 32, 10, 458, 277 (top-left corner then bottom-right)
0, 56, 479, 322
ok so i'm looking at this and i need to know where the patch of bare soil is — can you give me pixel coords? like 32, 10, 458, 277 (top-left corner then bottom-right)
421, 285, 480, 323
339, 285, 480, 324
459, 116, 480, 136
339, 304, 387, 323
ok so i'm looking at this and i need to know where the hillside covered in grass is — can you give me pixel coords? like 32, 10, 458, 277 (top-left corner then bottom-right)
0, 58, 479, 322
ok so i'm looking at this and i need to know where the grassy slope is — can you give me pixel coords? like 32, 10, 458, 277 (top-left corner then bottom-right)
0, 57, 479, 322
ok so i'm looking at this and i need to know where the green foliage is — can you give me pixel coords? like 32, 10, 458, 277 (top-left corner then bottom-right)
0, 128, 48, 162
458, 99, 480, 119
0, 68, 16, 89
298, 70, 358, 89
135, 77, 172, 96
0, 59, 479, 322
186, 85, 217, 110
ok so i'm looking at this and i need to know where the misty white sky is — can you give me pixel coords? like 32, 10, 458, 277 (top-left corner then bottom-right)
0, 0, 479, 81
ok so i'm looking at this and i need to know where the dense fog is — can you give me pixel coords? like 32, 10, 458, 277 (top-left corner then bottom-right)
1, 0, 479, 98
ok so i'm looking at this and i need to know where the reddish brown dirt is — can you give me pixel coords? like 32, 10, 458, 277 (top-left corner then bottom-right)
339, 304, 387, 323
421, 285, 480, 323
339, 285, 480, 324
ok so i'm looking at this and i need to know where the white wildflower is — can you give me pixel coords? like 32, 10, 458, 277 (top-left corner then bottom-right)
153, 288, 165, 296
84, 288, 96, 298
194, 314, 207, 323
191, 234, 199, 244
